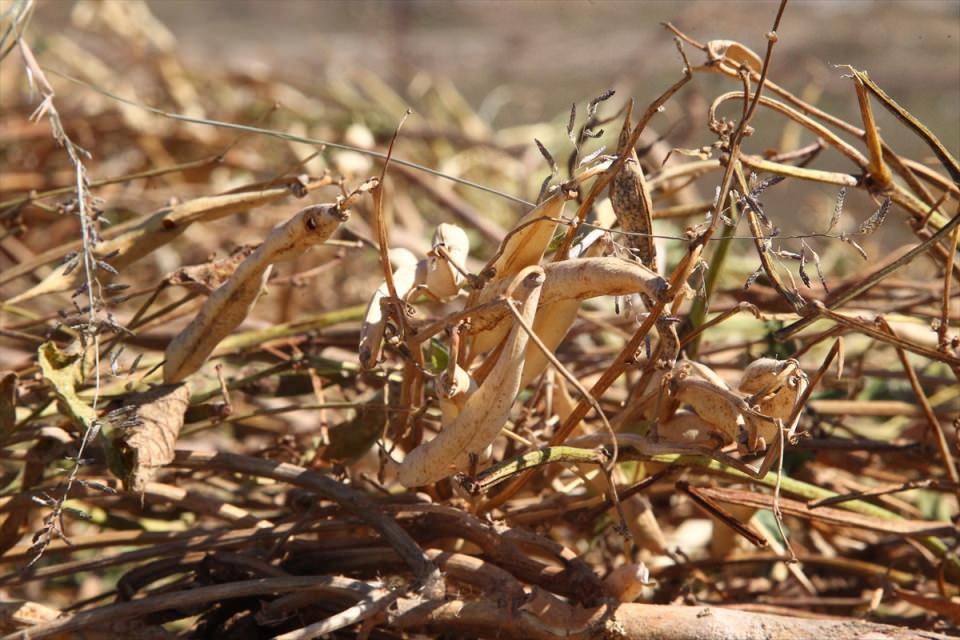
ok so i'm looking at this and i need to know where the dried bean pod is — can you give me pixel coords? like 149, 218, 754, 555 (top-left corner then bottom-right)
424, 223, 470, 298
706, 39, 764, 73
436, 364, 477, 424
673, 375, 747, 443
657, 409, 727, 446
739, 357, 808, 440
469, 256, 667, 336
467, 191, 572, 357
164, 204, 347, 383
609, 107, 656, 269
9, 183, 327, 303
515, 232, 610, 389
604, 562, 653, 603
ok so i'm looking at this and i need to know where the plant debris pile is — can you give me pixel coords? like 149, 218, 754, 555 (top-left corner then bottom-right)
1, 1, 959, 639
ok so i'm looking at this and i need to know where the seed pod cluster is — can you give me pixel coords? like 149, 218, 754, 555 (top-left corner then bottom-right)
359, 225, 472, 370
653, 357, 809, 451
397, 267, 545, 487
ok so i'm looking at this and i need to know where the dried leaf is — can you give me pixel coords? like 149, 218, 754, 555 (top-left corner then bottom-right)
111, 383, 190, 492
37, 342, 97, 433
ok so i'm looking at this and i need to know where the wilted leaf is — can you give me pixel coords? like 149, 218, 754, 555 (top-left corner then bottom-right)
37, 342, 96, 433
110, 383, 190, 492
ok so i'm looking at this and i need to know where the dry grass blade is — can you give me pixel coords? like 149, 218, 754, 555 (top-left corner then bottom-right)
694, 486, 955, 537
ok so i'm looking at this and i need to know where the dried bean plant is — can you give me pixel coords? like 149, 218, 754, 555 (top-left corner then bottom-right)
0, 0, 958, 638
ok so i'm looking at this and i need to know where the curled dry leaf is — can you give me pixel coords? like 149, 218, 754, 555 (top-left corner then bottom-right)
110, 383, 190, 492
164, 204, 348, 383
397, 266, 545, 487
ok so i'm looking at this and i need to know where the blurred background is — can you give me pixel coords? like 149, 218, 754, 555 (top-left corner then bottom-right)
4, 0, 959, 320
30, 0, 960, 144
